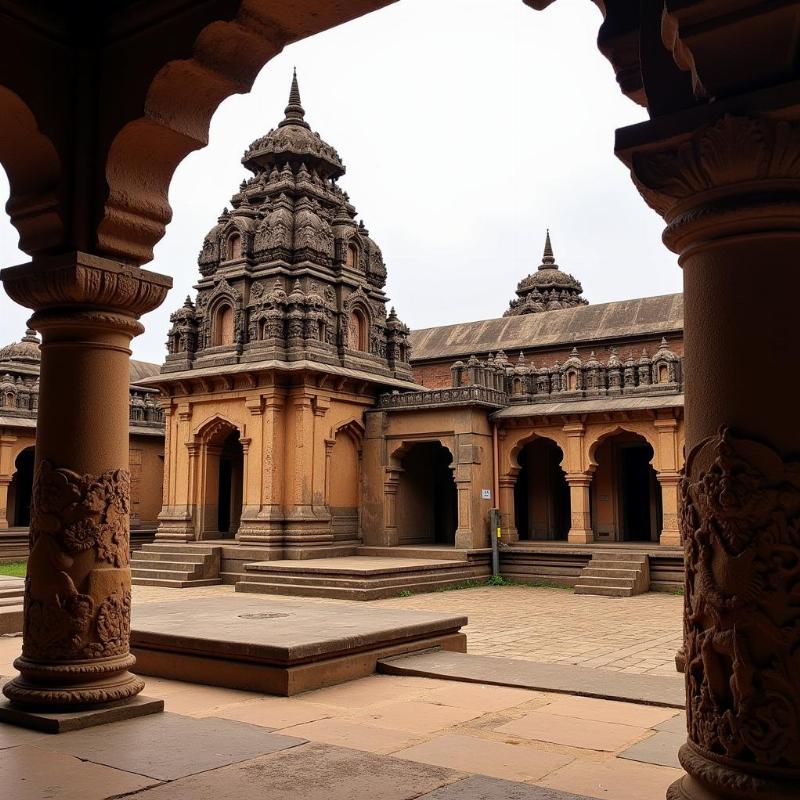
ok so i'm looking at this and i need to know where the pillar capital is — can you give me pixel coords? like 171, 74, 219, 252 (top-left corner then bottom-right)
618, 112, 800, 255
1, 251, 171, 324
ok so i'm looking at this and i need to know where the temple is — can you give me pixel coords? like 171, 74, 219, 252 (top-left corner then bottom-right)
120, 74, 687, 595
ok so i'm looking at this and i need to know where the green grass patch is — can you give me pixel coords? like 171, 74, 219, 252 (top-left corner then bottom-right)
0, 560, 26, 578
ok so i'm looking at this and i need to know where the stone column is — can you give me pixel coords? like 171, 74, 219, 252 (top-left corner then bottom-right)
498, 475, 519, 544
565, 475, 593, 544
453, 463, 473, 549
0, 434, 17, 530
383, 468, 400, 547
657, 472, 681, 547
0, 253, 169, 710
620, 114, 800, 800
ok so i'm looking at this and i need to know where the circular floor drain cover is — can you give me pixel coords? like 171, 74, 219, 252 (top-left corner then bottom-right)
238, 612, 292, 620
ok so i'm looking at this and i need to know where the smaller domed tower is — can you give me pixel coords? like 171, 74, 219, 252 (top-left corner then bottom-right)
504, 230, 588, 316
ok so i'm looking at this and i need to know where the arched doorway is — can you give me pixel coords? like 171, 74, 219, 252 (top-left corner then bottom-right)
592, 431, 661, 543
328, 425, 361, 543
396, 442, 457, 546
7, 446, 34, 527
514, 438, 569, 541
200, 423, 244, 539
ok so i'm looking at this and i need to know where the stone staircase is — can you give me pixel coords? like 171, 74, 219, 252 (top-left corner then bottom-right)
0, 576, 24, 633
236, 556, 491, 600
131, 543, 222, 588
574, 551, 650, 597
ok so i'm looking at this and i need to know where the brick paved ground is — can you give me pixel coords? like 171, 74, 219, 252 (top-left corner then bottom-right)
133, 583, 682, 677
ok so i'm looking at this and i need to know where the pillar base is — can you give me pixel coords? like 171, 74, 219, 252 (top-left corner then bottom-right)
667, 744, 800, 800
567, 529, 594, 544
0, 694, 163, 733
3, 653, 145, 709
660, 530, 682, 546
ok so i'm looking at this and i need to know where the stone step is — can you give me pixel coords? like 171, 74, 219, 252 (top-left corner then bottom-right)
140, 543, 220, 556
236, 573, 486, 601
0, 595, 24, 608
575, 575, 639, 588
581, 567, 642, 579
0, 587, 24, 600
575, 584, 634, 597
244, 558, 468, 577
131, 567, 199, 581
131, 577, 222, 588
583, 559, 648, 571
131, 559, 206, 573
133, 551, 207, 565
241, 567, 485, 591
591, 552, 648, 563
0, 604, 23, 634
355, 546, 474, 562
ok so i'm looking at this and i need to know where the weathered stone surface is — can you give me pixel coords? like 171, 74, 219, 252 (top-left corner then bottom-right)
124, 741, 459, 800
619, 730, 683, 769
0, 695, 163, 733
418, 776, 589, 800
32, 712, 304, 779
132, 596, 466, 695
0, 745, 159, 800
378, 651, 684, 707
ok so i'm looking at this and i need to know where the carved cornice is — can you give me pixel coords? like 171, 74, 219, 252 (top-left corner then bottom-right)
0, 252, 171, 319
626, 114, 800, 251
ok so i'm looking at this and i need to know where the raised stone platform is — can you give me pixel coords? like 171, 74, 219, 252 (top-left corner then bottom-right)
130, 596, 467, 695
236, 555, 491, 600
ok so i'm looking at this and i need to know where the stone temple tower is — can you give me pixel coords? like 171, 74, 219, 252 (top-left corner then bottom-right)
164, 69, 411, 379
153, 72, 414, 550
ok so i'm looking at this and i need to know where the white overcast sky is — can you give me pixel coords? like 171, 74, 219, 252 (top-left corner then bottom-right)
0, 0, 680, 364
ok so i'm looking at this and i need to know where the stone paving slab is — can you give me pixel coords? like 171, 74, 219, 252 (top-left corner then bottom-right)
32, 712, 305, 780
0, 745, 160, 800
655, 711, 686, 734
619, 730, 683, 769
393, 732, 574, 782
418, 775, 589, 800
123, 741, 461, 800
378, 651, 684, 707
0, 720, 49, 750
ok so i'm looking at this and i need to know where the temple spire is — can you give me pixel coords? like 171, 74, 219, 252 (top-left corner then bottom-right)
280, 67, 308, 128
540, 229, 555, 269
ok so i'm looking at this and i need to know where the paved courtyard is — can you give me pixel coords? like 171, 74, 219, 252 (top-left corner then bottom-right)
1, 584, 685, 799
134, 583, 684, 677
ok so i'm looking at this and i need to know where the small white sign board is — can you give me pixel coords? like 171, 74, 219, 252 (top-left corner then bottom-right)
480, 489, 492, 500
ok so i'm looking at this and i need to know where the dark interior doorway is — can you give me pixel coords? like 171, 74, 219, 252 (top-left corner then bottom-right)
217, 430, 243, 537
514, 438, 570, 541
397, 442, 457, 545
10, 447, 34, 527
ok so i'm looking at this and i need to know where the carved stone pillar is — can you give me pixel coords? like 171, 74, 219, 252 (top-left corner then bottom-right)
383, 468, 400, 547
619, 114, 800, 800
453, 463, 473, 550
565, 475, 593, 543
0, 253, 169, 711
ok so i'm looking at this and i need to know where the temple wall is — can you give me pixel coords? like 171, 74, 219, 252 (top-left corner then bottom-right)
413, 334, 684, 389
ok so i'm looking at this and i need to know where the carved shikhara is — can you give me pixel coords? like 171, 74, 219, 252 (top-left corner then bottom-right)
3, 460, 142, 707
677, 427, 800, 790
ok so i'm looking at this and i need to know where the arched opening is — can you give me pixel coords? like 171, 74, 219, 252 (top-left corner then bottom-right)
345, 242, 358, 268
348, 307, 367, 351
396, 442, 457, 545
329, 426, 361, 543
7, 446, 34, 527
513, 438, 569, 541
201, 425, 244, 538
213, 303, 235, 346
592, 431, 661, 542
227, 232, 242, 260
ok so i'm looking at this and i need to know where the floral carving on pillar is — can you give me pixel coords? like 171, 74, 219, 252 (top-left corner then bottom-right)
21, 461, 133, 663
677, 427, 800, 789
